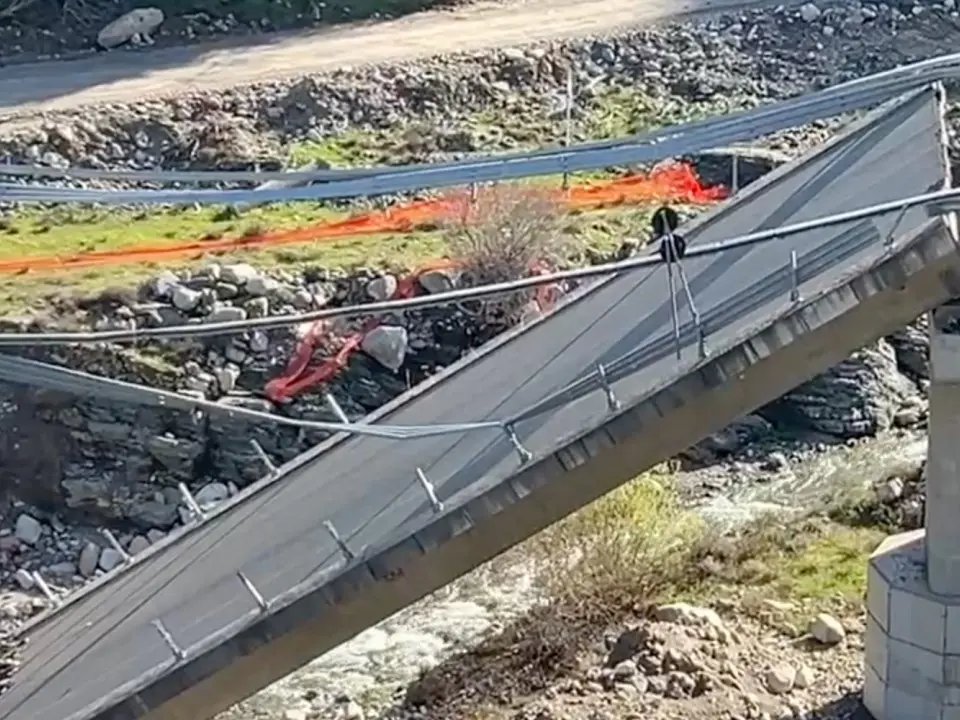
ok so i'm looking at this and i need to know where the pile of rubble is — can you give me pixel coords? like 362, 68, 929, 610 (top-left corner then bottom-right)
400, 600, 863, 720
0, 592, 43, 699
0, 633, 22, 698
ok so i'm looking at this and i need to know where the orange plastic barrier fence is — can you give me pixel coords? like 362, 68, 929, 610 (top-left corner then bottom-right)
257, 163, 726, 403
264, 258, 559, 402
0, 163, 725, 274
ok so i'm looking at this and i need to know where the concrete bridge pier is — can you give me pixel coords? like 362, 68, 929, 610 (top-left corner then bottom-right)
864, 302, 960, 719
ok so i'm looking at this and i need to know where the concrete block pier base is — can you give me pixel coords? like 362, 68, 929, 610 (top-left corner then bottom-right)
864, 304, 960, 719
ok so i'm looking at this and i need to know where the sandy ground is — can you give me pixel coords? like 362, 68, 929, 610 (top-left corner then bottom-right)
0, 0, 812, 121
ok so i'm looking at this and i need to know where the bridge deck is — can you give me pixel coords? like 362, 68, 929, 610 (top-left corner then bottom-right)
1, 85, 956, 720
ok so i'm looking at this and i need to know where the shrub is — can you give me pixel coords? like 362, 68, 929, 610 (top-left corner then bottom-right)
445, 184, 569, 327
536, 474, 705, 622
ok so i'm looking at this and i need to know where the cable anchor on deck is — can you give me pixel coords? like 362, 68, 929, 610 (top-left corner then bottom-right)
596, 363, 620, 412
31, 571, 60, 606
884, 201, 910, 249
250, 439, 278, 475
416, 467, 444, 513
101, 529, 131, 564
324, 392, 350, 424
503, 423, 533, 464
324, 520, 355, 561
178, 482, 206, 521
653, 206, 707, 361
789, 250, 801, 303
237, 571, 268, 611
152, 619, 186, 661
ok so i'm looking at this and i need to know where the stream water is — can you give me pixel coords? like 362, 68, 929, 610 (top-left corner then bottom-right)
694, 430, 927, 525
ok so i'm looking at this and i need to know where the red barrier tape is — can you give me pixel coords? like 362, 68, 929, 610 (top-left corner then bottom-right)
262, 258, 557, 402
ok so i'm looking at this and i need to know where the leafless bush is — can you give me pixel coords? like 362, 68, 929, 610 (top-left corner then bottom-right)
0, 0, 39, 19
445, 183, 569, 327
0, 0, 110, 25
60, 0, 111, 26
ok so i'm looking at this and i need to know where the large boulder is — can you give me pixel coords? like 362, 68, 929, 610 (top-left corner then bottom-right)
97, 8, 164, 49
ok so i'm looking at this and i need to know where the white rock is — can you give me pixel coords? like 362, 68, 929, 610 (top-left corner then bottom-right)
292, 288, 315, 308
78, 541, 101, 577
342, 701, 364, 720
875, 476, 904, 503
361, 325, 408, 371
799, 2, 821, 21
245, 275, 279, 297
766, 451, 788, 471
14, 568, 34, 590
97, 7, 165, 49
171, 284, 202, 311
47, 561, 76, 577
248, 330, 269, 353
794, 665, 815, 689
810, 612, 845, 645
14, 514, 42, 545
366, 274, 398, 301
150, 270, 180, 298
146, 529, 166, 544
418, 269, 455, 294
653, 602, 724, 629
214, 365, 240, 393
128, 536, 151, 555
283, 710, 308, 720
98, 548, 124, 572
765, 663, 796, 694
209, 304, 247, 323
183, 372, 214, 394
195, 482, 229, 507
221, 263, 260, 285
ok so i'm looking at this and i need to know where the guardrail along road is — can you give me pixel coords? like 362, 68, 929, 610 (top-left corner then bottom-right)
4, 83, 960, 720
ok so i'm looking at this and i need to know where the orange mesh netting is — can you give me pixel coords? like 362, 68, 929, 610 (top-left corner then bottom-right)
0, 163, 724, 274
259, 163, 724, 402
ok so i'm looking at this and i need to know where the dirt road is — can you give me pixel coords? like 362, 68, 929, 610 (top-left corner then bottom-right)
0, 0, 806, 120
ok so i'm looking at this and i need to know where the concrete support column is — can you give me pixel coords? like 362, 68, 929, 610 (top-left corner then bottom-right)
863, 302, 960, 720
927, 305, 960, 596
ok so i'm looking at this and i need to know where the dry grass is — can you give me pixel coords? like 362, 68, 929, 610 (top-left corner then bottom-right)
445, 184, 571, 326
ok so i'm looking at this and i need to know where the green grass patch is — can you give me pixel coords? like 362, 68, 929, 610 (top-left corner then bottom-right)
537, 472, 883, 622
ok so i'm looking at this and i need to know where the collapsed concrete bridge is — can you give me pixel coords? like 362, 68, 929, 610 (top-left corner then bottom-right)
1, 84, 959, 720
